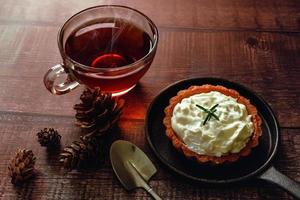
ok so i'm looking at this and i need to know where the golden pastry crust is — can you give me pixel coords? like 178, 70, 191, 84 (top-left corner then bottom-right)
163, 84, 262, 164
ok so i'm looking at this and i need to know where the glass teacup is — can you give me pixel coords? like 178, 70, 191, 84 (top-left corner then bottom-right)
44, 5, 158, 96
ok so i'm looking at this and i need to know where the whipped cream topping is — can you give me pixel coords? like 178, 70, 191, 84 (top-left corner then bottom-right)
171, 91, 253, 157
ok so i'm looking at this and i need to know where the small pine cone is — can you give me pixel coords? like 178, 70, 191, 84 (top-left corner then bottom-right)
74, 88, 125, 138
8, 149, 36, 185
37, 128, 61, 147
59, 137, 104, 170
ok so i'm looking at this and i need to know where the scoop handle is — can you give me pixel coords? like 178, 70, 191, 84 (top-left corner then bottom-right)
258, 166, 300, 199
142, 180, 162, 200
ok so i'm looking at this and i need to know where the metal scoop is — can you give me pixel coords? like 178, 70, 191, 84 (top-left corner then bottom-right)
110, 140, 162, 200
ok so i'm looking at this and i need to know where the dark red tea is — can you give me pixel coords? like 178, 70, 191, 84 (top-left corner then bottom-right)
64, 18, 154, 94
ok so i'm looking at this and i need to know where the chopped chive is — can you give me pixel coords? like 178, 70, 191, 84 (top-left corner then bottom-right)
203, 114, 210, 125
196, 105, 210, 113
210, 104, 219, 111
196, 104, 220, 125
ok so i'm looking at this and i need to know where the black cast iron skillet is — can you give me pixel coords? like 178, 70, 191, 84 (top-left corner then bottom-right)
145, 77, 300, 199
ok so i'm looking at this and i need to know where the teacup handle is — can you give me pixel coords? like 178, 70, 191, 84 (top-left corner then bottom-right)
44, 64, 80, 95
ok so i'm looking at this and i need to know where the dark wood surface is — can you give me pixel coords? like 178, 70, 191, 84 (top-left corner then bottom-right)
0, 0, 299, 199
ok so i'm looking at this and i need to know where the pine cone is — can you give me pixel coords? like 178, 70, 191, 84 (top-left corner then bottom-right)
59, 137, 104, 170
74, 88, 125, 138
8, 149, 36, 185
37, 128, 61, 147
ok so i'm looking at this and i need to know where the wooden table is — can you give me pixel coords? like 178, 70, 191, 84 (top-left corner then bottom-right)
0, 0, 299, 199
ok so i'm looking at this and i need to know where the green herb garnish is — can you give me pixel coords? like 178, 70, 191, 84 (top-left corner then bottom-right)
196, 104, 219, 125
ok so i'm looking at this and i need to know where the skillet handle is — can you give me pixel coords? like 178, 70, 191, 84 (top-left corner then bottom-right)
258, 166, 300, 199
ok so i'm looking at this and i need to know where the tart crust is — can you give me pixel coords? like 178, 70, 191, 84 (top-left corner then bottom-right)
163, 84, 262, 164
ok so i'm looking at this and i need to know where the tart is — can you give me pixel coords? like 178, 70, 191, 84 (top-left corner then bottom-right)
163, 84, 262, 164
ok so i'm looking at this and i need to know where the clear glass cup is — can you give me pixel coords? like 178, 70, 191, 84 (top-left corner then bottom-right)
44, 5, 158, 96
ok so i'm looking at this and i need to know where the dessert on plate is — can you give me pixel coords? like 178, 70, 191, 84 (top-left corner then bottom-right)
163, 84, 262, 164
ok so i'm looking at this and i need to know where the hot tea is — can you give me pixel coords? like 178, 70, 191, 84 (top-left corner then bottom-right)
64, 18, 154, 94
44, 6, 158, 96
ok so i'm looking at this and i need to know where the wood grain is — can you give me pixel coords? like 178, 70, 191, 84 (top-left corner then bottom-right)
0, 24, 299, 126
0, 0, 299, 32
0, 0, 299, 199
0, 112, 299, 200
